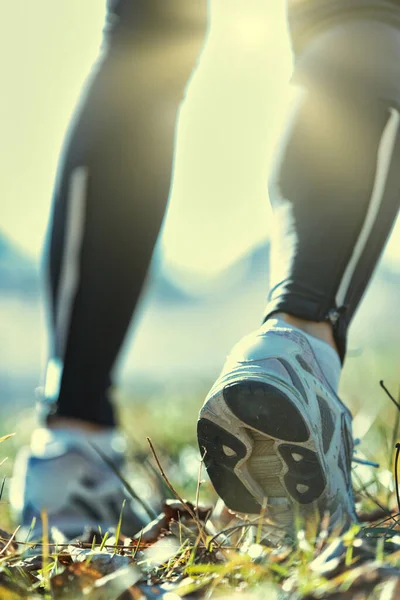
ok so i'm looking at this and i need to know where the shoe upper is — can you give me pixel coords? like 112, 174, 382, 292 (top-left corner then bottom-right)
10, 428, 148, 541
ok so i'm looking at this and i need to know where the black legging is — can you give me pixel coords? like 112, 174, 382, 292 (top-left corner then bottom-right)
266, 16, 400, 361
44, 1, 400, 425
44, 0, 209, 425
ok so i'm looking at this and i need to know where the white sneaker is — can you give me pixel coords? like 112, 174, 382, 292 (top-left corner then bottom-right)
198, 321, 357, 534
10, 428, 148, 540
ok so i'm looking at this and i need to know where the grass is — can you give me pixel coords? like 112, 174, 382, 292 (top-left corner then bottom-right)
1, 477, 400, 599
0, 351, 399, 598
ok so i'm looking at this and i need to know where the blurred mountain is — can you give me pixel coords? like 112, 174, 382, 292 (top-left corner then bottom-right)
121, 238, 399, 387
0, 231, 398, 408
0, 235, 39, 296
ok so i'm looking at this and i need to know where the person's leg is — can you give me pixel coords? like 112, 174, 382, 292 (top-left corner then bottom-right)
43, 0, 208, 427
266, 15, 400, 362
199, 6, 400, 537
11, 0, 209, 539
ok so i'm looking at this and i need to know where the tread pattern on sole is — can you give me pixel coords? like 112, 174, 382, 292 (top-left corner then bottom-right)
223, 381, 309, 442
197, 418, 260, 513
278, 444, 326, 504
198, 381, 328, 514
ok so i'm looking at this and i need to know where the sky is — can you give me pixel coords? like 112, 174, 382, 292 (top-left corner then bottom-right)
1, 1, 399, 275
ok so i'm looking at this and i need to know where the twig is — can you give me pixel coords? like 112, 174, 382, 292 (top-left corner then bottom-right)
207, 518, 287, 551
195, 450, 206, 519
380, 381, 400, 412
90, 442, 157, 520
358, 508, 398, 524
207, 523, 254, 550
380, 382, 400, 511
353, 470, 400, 527
369, 512, 400, 529
0, 477, 5, 502
395, 444, 400, 515
354, 477, 379, 498
390, 387, 400, 463
0, 526, 20, 556
0, 535, 154, 553
146, 437, 208, 546
390, 387, 400, 507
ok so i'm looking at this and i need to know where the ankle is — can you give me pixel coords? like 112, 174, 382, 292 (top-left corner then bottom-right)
46, 416, 110, 433
274, 312, 340, 358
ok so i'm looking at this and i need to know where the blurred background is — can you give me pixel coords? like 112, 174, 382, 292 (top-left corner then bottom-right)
0, 1, 399, 476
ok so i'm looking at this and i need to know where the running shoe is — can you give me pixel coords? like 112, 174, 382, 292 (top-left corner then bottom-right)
10, 427, 148, 541
197, 320, 357, 534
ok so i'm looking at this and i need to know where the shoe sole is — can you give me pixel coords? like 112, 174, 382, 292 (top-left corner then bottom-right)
197, 379, 328, 518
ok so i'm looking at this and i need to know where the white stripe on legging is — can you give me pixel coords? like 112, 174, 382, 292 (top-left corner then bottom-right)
55, 166, 88, 359
335, 107, 400, 307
